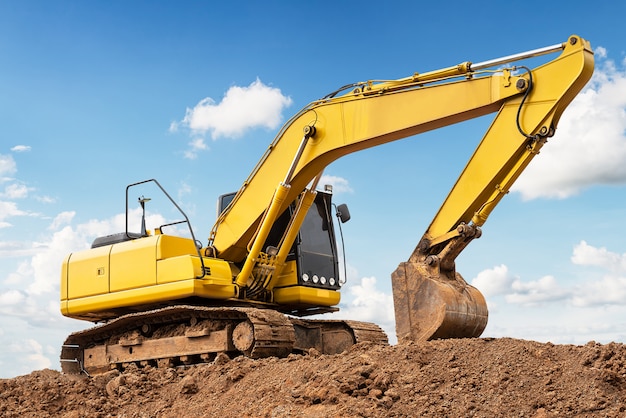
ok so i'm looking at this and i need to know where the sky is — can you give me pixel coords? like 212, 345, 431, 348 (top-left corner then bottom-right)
2, 1, 626, 378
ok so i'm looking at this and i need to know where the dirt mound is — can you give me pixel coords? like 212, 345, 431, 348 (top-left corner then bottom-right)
1, 338, 625, 417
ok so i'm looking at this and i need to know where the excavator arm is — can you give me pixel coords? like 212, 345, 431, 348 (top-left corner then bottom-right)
392, 36, 594, 342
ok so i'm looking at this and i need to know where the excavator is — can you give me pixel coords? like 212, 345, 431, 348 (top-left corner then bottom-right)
60, 35, 594, 375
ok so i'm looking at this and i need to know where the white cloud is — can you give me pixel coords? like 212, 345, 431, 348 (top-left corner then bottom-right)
183, 137, 209, 159
8, 339, 52, 372
0, 154, 17, 178
4, 260, 30, 283
0, 286, 71, 327
571, 240, 626, 273
471, 264, 514, 297
48, 211, 75, 231
35, 195, 56, 204
595, 46, 607, 59
0, 289, 26, 305
0, 200, 27, 221
26, 227, 80, 295
0, 241, 39, 258
10, 145, 31, 153
189, 137, 208, 150
571, 275, 626, 307
512, 51, 626, 199
505, 275, 570, 306
173, 78, 293, 140
472, 242, 626, 309
319, 174, 353, 194
2, 183, 30, 199
343, 276, 395, 323
177, 182, 192, 200
568, 241, 626, 307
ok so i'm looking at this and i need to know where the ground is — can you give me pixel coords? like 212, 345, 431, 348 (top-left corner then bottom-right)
1, 338, 625, 417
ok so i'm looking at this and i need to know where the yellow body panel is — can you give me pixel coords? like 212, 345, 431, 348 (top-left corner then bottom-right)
273, 286, 340, 307
66, 245, 111, 299
271, 260, 342, 306
61, 235, 237, 320
271, 260, 298, 288
110, 238, 157, 292
156, 234, 198, 260
65, 276, 236, 318
156, 254, 233, 285
60, 254, 69, 300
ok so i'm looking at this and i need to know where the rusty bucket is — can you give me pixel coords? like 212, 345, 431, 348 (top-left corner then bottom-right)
391, 261, 488, 343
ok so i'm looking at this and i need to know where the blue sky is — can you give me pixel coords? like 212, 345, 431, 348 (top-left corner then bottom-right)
2, 1, 626, 378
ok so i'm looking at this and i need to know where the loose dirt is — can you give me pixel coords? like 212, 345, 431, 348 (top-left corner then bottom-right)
1, 338, 625, 417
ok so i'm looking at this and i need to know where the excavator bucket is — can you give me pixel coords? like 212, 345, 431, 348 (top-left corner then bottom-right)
391, 261, 487, 343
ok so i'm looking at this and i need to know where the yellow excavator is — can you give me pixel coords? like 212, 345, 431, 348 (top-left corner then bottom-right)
60, 35, 593, 375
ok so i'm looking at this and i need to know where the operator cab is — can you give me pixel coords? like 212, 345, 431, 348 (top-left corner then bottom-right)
217, 189, 350, 290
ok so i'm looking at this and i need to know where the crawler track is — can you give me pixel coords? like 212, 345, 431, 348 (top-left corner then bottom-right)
61, 306, 388, 375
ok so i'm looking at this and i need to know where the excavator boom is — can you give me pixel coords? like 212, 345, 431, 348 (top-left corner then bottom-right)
210, 36, 593, 263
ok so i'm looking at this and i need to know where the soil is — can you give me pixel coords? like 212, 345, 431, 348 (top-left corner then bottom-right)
1, 337, 625, 417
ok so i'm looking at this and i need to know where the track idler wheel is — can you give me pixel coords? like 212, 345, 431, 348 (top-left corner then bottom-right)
391, 261, 488, 343
232, 320, 255, 355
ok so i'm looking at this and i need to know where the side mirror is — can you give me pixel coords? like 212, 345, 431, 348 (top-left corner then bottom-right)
336, 203, 351, 223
